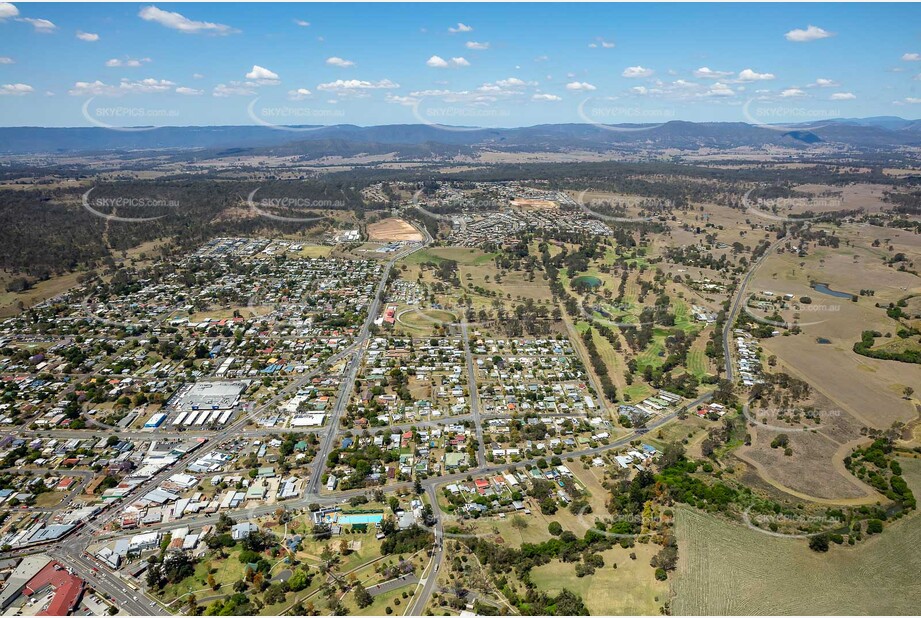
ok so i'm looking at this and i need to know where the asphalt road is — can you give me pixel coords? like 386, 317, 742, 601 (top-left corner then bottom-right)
722, 237, 785, 381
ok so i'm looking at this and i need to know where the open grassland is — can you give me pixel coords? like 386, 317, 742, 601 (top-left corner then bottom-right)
752, 227, 920, 429
686, 327, 714, 379
530, 544, 668, 615
403, 246, 497, 266
671, 457, 921, 615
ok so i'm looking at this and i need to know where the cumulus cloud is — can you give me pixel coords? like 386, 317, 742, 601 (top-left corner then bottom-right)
705, 82, 734, 97
76, 31, 99, 42
902, 53, 921, 61
106, 57, 151, 68
0, 83, 33, 96
385, 93, 418, 106
0, 56, 13, 64
622, 66, 653, 78
68, 78, 176, 96
830, 92, 855, 100
532, 93, 561, 101
294, 19, 310, 27
693, 67, 732, 79
780, 88, 806, 98
212, 82, 256, 97
0, 2, 19, 20
448, 22, 473, 33
175, 86, 203, 95
588, 37, 615, 49
785, 25, 833, 42
737, 68, 775, 81
809, 78, 838, 87
17, 17, 56, 32
316, 78, 399, 95
139, 5, 236, 35
288, 88, 312, 100
902, 97, 921, 104
565, 81, 596, 91
426, 55, 469, 68
245, 65, 280, 84
326, 56, 355, 68
494, 77, 532, 88
465, 41, 489, 50
631, 86, 648, 95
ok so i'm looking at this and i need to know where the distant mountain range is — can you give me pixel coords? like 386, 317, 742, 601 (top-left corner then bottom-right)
1, 118, 919, 157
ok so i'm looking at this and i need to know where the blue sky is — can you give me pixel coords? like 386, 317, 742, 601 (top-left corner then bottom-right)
1, 2, 920, 128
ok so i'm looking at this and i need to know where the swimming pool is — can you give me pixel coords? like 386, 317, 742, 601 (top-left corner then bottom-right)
333, 512, 384, 525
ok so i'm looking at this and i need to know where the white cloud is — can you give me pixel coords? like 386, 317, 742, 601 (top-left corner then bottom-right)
830, 92, 855, 100
0, 3, 19, 20
737, 68, 775, 81
785, 25, 833, 42
316, 78, 399, 95
68, 78, 176, 96
465, 41, 489, 50
780, 88, 806, 98
192, 73, 204, 79
426, 55, 469, 68
76, 31, 99, 42
810, 78, 838, 88
245, 65, 280, 84
589, 37, 615, 49
532, 93, 561, 101
448, 22, 473, 33
212, 82, 256, 97
326, 56, 355, 68
106, 57, 151, 68
705, 82, 734, 97
903, 97, 921, 104
0, 56, 13, 64
495, 77, 531, 88
385, 93, 418, 106
622, 66, 653, 78
693, 67, 732, 79
902, 53, 921, 61
175, 86, 203, 95
565, 81, 596, 91
0, 83, 33, 96
631, 86, 648, 95
288, 88, 312, 100
17, 17, 56, 33
139, 5, 236, 35
294, 19, 310, 27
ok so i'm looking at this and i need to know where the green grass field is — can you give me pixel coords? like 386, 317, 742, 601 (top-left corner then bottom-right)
530, 545, 668, 615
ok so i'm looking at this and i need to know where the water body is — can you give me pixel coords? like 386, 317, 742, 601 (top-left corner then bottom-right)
572, 275, 603, 288
812, 283, 854, 299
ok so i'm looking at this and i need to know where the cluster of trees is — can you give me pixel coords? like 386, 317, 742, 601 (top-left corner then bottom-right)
580, 328, 618, 403
845, 438, 916, 511
854, 330, 921, 364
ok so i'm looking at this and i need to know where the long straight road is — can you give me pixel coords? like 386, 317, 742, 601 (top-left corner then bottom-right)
308, 229, 431, 494
459, 320, 486, 467
722, 237, 785, 381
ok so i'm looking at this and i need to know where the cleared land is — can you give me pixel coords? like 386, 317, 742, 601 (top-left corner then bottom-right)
671, 457, 921, 615
367, 217, 423, 242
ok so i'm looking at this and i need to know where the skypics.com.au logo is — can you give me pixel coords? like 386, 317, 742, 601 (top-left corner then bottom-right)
82, 187, 179, 222
81, 98, 179, 132
246, 98, 345, 132
246, 188, 338, 223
